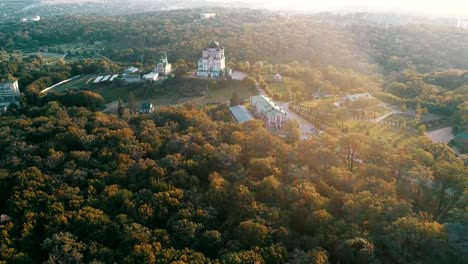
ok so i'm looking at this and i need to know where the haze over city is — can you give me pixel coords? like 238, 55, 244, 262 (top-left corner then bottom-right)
210, 0, 468, 17
0, 0, 467, 263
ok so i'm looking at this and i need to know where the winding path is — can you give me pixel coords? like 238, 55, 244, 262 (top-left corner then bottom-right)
277, 102, 316, 139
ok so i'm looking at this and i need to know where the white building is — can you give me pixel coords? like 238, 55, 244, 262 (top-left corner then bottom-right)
197, 40, 226, 79
457, 18, 468, 29
143, 72, 159, 81
124, 66, 139, 74
0, 80, 20, 110
201, 13, 216, 20
250, 95, 287, 128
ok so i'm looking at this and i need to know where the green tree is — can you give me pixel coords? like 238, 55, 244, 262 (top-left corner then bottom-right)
336, 237, 375, 264
230, 91, 242, 106
284, 120, 301, 145
234, 221, 269, 248
42, 232, 86, 264
128, 92, 137, 113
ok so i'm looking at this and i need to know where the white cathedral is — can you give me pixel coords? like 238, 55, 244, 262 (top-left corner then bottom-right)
196, 40, 230, 78
155, 52, 172, 75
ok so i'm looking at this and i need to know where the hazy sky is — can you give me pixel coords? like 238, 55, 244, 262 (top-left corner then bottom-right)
232, 0, 468, 17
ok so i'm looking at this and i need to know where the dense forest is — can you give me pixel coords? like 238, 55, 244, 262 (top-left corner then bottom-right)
2, 9, 468, 71
0, 102, 467, 263
0, 8, 468, 263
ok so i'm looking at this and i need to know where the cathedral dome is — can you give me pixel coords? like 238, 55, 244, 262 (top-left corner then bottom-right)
207, 39, 220, 49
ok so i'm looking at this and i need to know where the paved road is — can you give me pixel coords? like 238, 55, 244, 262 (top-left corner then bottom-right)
375, 111, 394, 122
277, 102, 316, 139
40, 75, 82, 94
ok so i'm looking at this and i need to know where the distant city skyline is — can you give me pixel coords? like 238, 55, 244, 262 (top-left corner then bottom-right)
209, 0, 468, 17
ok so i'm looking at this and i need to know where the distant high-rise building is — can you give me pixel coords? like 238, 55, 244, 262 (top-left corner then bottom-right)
0, 80, 20, 110
456, 18, 468, 29
200, 13, 216, 20
20, 16, 40, 22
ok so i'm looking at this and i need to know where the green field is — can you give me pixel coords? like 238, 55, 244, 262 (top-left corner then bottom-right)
301, 98, 338, 112
385, 112, 439, 123
205, 82, 258, 102
301, 97, 392, 117
49, 75, 258, 106
345, 121, 417, 147
49, 74, 150, 103
384, 112, 450, 131
52, 75, 97, 93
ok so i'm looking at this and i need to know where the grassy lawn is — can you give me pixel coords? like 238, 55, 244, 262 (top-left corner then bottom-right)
206, 81, 258, 102
50, 75, 146, 103
345, 120, 417, 147
384, 112, 443, 124
90, 84, 190, 105
373, 106, 392, 116
50, 75, 258, 106
383, 112, 450, 131
300, 98, 392, 117
301, 98, 338, 112
384, 113, 416, 123
92, 85, 136, 102
52, 75, 97, 93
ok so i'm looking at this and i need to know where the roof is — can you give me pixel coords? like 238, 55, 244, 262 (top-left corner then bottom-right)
110, 74, 119, 81
229, 105, 254, 123
207, 39, 221, 49
125, 66, 139, 73
140, 103, 153, 109
143, 72, 159, 79
251, 95, 287, 118
343, 93, 373, 101
93, 76, 103, 83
